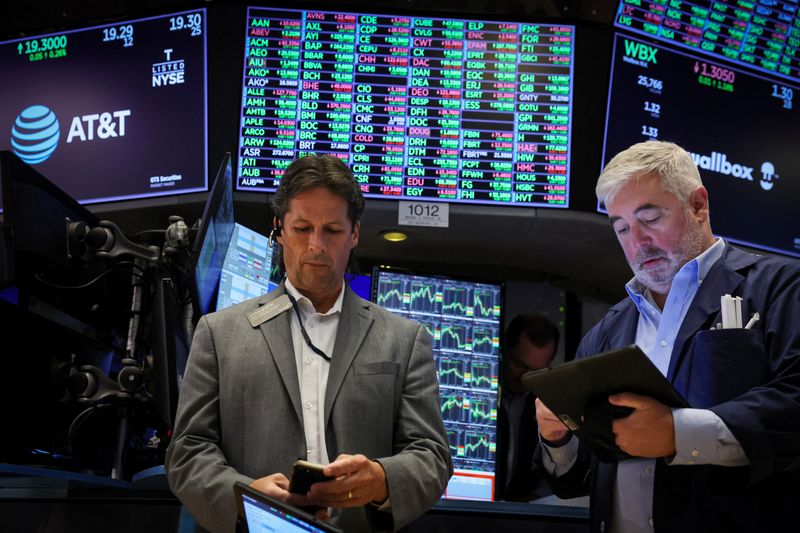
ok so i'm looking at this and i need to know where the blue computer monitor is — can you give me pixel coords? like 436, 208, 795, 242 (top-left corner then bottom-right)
347, 272, 371, 301
215, 222, 278, 311
189, 153, 235, 323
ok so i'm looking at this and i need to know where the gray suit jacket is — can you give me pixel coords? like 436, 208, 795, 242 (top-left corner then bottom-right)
166, 282, 453, 533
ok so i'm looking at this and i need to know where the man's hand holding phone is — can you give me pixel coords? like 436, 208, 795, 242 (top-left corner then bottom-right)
307, 454, 389, 509
285, 455, 389, 511
289, 459, 335, 495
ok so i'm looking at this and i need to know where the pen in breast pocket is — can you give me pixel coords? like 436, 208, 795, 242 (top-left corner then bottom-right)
744, 312, 760, 330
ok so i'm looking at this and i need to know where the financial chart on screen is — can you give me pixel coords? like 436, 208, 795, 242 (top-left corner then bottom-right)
0, 9, 207, 207
238, 6, 575, 207
215, 223, 279, 311
372, 269, 502, 501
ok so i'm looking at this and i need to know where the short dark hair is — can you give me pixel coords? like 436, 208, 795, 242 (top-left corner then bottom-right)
503, 314, 559, 360
271, 154, 365, 274
273, 154, 365, 229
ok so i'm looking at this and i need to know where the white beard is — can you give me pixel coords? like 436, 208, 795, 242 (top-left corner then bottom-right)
631, 213, 708, 295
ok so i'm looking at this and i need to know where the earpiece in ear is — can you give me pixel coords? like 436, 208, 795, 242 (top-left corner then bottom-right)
268, 227, 280, 248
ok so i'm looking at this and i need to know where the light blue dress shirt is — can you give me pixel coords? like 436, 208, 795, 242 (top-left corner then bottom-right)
543, 239, 749, 533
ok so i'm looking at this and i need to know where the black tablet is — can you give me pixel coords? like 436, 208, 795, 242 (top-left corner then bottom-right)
234, 482, 342, 533
522, 345, 688, 462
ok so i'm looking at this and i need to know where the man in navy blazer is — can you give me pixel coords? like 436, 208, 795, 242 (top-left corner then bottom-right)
534, 141, 800, 533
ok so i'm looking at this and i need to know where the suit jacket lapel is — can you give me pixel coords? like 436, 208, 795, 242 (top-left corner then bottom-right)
606, 301, 639, 349
324, 286, 373, 424
255, 285, 304, 424
666, 246, 754, 380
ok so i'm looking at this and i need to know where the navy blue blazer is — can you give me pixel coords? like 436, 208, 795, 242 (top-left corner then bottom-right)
537, 245, 800, 533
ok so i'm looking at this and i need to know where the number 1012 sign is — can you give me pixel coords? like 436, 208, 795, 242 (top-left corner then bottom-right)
398, 201, 450, 228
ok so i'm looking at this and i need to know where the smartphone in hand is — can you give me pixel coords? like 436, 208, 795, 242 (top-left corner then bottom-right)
289, 459, 334, 494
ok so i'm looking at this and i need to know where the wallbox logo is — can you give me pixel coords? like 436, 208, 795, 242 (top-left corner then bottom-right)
759, 162, 779, 191
689, 150, 778, 191
10, 105, 60, 164
689, 151, 753, 180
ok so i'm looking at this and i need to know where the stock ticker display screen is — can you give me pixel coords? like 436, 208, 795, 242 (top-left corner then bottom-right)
614, 0, 800, 83
0, 9, 207, 206
238, 7, 575, 207
372, 269, 502, 501
603, 33, 800, 257
216, 223, 279, 312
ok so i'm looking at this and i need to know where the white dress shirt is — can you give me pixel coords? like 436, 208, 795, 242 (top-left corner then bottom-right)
285, 279, 345, 464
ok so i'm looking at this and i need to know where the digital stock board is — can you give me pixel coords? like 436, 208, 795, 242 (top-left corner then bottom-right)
614, 0, 800, 82
238, 7, 575, 207
0, 9, 207, 206
602, 32, 800, 257
372, 268, 502, 501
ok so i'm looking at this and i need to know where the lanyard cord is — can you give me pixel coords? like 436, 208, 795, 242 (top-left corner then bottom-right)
286, 292, 332, 362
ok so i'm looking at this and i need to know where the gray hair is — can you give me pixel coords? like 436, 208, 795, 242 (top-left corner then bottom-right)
597, 141, 702, 207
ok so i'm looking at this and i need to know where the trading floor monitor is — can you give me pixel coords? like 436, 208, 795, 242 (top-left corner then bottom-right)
372, 267, 503, 501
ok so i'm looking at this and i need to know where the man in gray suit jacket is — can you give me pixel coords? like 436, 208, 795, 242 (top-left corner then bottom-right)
166, 155, 452, 532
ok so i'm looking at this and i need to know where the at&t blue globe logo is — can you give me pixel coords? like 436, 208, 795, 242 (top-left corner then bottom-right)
11, 105, 60, 164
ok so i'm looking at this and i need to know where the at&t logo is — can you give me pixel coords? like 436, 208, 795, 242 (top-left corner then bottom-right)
10, 104, 60, 164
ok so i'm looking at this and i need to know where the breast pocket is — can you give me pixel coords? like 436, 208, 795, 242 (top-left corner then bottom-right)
354, 362, 399, 376
331, 362, 399, 452
346, 361, 399, 414
687, 329, 768, 408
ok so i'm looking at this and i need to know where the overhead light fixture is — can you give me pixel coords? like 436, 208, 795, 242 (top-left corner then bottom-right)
380, 230, 407, 242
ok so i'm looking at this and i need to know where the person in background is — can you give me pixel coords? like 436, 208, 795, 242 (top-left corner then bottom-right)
167, 154, 452, 532
534, 140, 800, 533
496, 313, 558, 501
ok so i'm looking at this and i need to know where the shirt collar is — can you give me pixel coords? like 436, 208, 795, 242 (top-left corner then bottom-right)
284, 278, 345, 317
625, 238, 726, 309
